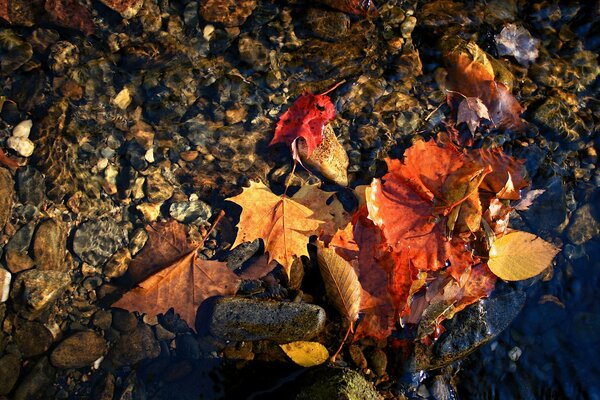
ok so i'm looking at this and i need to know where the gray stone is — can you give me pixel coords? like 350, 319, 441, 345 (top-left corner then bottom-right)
11, 269, 71, 315
0, 167, 14, 232
145, 170, 173, 203
0, 353, 21, 395
567, 204, 600, 245
5, 222, 35, 254
295, 367, 382, 400
50, 331, 107, 368
13, 357, 55, 400
14, 319, 54, 358
33, 219, 68, 271
169, 200, 212, 224
208, 297, 326, 343
108, 323, 161, 367
73, 219, 128, 266
16, 166, 46, 206
225, 239, 260, 270
415, 290, 526, 370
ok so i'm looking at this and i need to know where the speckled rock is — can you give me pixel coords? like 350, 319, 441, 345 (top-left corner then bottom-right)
129, 227, 149, 256
33, 219, 67, 271
414, 290, 526, 370
0, 167, 14, 232
14, 319, 54, 358
100, 0, 144, 19
50, 331, 107, 368
11, 269, 71, 315
0, 353, 20, 395
108, 323, 161, 367
73, 219, 128, 266
567, 204, 600, 245
169, 200, 212, 224
145, 169, 174, 203
295, 367, 382, 400
16, 166, 46, 206
200, 0, 256, 27
104, 247, 132, 279
225, 238, 260, 270
47, 40, 79, 75
208, 297, 326, 343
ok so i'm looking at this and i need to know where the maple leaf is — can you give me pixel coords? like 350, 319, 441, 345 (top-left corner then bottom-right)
270, 91, 336, 163
226, 181, 322, 276
114, 221, 240, 330
470, 147, 528, 200
45, 0, 96, 36
456, 97, 491, 134
446, 53, 524, 129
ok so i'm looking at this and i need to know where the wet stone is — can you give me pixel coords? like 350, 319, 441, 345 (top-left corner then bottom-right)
16, 166, 46, 206
200, 0, 257, 27
305, 9, 350, 41
530, 97, 587, 148
0, 353, 21, 395
48, 41, 79, 75
92, 309, 113, 332
129, 227, 149, 256
295, 367, 381, 400
112, 309, 138, 332
50, 331, 107, 369
100, 0, 144, 19
104, 247, 132, 279
226, 239, 261, 270
169, 200, 212, 224
0, 268, 10, 302
208, 297, 326, 343
92, 372, 115, 400
11, 269, 70, 315
13, 357, 55, 400
108, 323, 161, 367
4, 250, 35, 274
415, 290, 526, 370
238, 34, 269, 71
567, 204, 600, 245
73, 219, 128, 266
175, 334, 200, 360
0, 167, 14, 232
521, 176, 568, 235
145, 170, 174, 203
369, 348, 388, 377
14, 319, 54, 358
33, 219, 67, 271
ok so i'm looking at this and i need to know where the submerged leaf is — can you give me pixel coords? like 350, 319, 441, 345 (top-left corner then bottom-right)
456, 97, 490, 134
495, 24, 540, 67
297, 124, 349, 186
292, 183, 350, 240
279, 341, 329, 367
488, 231, 560, 281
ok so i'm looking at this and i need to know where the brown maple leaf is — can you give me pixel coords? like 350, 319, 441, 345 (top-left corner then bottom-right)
226, 181, 322, 276
456, 96, 491, 134
113, 220, 240, 330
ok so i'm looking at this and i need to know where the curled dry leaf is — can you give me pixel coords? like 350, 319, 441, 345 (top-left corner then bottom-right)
456, 97, 490, 134
488, 231, 560, 281
279, 341, 329, 367
297, 124, 349, 186
227, 181, 322, 276
317, 246, 361, 327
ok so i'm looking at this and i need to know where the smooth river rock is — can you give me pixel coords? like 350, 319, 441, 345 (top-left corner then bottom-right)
208, 297, 326, 343
73, 219, 128, 266
14, 319, 54, 358
414, 290, 526, 370
108, 323, 161, 367
0, 353, 21, 395
33, 219, 67, 271
11, 269, 71, 315
50, 330, 107, 368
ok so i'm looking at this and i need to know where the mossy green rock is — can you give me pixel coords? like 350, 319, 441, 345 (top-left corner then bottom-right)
295, 368, 382, 400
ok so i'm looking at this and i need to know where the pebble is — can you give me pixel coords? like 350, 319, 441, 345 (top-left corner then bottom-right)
566, 204, 600, 245
136, 202, 162, 222
154, 324, 176, 341
0, 353, 20, 395
520, 176, 568, 235
169, 200, 212, 224
11, 269, 71, 315
14, 319, 54, 357
0, 168, 14, 231
108, 323, 161, 367
16, 166, 46, 206
112, 309, 138, 332
50, 331, 107, 369
47, 41, 79, 75
73, 219, 128, 266
128, 227, 149, 256
208, 297, 326, 343
369, 348, 388, 377
0, 268, 11, 303
93, 372, 115, 400
100, 0, 144, 19
12, 119, 32, 138
13, 357, 55, 400
4, 249, 35, 273
92, 309, 113, 332
104, 247, 132, 279
305, 9, 350, 41
225, 239, 261, 270
200, 0, 257, 27
145, 169, 174, 203
33, 219, 67, 272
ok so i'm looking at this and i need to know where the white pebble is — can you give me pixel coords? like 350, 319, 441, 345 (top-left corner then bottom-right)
12, 119, 32, 138
0, 268, 11, 303
203, 25, 215, 41
7, 136, 35, 157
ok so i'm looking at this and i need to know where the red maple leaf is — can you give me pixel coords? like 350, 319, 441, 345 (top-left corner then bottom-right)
270, 90, 337, 162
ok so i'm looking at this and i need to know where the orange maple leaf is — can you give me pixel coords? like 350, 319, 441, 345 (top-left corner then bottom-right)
226, 181, 322, 276
113, 221, 240, 331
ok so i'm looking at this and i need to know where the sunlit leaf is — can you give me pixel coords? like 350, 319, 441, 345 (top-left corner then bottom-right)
279, 341, 329, 367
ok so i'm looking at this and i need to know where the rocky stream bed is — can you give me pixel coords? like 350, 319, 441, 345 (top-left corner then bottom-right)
0, 0, 599, 399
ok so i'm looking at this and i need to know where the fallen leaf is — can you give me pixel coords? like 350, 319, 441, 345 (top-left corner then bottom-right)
297, 124, 349, 186
270, 91, 336, 163
227, 181, 322, 276
279, 341, 329, 367
114, 221, 240, 330
456, 97, 490, 134
470, 147, 528, 200
292, 184, 349, 240
317, 246, 361, 328
513, 189, 545, 211
488, 231, 560, 281
495, 24, 540, 67
45, 0, 95, 36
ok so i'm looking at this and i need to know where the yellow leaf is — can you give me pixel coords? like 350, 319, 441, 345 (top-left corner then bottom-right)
226, 181, 322, 276
279, 341, 329, 367
292, 184, 350, 240
488, 231, 560, 281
